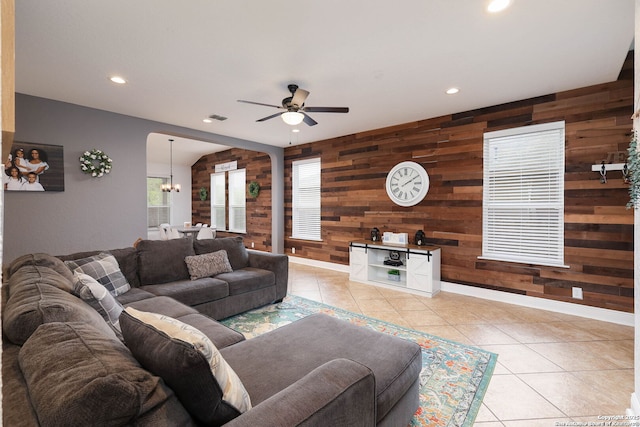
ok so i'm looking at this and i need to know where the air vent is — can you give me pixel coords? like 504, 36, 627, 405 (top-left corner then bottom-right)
208, 114, 228, 121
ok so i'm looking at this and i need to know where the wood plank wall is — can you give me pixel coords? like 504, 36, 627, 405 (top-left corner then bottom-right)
191, 148, 273, 249
283, 52, 635, 313
192, 52, 634, 313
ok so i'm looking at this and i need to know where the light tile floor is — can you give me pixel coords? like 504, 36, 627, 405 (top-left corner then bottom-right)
287, 262, 635, 427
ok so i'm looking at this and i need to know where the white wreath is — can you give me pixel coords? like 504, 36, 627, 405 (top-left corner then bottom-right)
80, 149, 112, 177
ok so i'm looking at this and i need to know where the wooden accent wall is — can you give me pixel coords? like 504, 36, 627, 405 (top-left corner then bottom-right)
191, 148, 273, 251
284, 52, 635, 312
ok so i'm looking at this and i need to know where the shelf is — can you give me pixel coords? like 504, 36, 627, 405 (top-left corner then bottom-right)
370, 263, 406, 271
371, 278, 408, 288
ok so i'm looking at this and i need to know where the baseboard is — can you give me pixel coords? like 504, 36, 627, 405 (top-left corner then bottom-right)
289, 257, 634, 326
441, 281, 634, 327
289, 255, 350, 273
628, 392, 640, 417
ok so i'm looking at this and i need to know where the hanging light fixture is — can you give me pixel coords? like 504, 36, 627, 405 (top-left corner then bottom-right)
161, 138, 181, 192
281, 111, 304, 126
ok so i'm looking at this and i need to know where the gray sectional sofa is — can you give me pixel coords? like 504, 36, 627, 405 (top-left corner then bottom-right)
2, 236, 422, 426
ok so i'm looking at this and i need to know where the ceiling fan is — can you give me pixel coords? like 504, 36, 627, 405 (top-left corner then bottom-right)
237, 84, 349, 126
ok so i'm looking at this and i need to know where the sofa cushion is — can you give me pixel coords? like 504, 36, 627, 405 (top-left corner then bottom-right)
125, 295, 199, 318
121, 308, 251, 425
8, 253, 76, 284
185, 250, 233, 280
7, 264, 74, 297
57, 247, 140, 288
3, 280, 118, 345
19, 322, 176, 426
137, 239, 194, 285
116, 287, 156, 305
141, 278, 229, 307
215, 268, 275, 296
64, 253, 131, 296
194, 237, 249, 270
73, 271, 124, 338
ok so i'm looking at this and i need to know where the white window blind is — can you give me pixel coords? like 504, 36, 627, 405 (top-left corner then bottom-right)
292, 158, 321, 240
210, 173, 226, 231
228, 169, 246, 233
482, 121, 565, 267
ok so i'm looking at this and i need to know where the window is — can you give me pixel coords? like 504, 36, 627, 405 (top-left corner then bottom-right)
210, 169, 246, 233
228, 169, 246, 233
210, 172, 226, 231
292, 158, 321, 240
147, 177, 170, 227
482, 121, 565, 267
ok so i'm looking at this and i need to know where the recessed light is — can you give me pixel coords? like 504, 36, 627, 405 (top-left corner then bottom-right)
446, 87, 459, 95
109, 76, 127, 84
487, 0, 511, 13
203, 118, 213, 123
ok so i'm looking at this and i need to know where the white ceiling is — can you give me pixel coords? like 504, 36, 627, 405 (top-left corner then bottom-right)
15, 1, 635, 166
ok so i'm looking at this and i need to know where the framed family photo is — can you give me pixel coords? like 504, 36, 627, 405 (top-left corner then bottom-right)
4, 141, 65, 192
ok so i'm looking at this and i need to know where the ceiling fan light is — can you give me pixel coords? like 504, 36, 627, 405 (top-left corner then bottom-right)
281, 111, 304, 125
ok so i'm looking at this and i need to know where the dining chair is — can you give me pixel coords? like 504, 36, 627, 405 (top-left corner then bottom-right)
196, 226, 214, 240
168, 227, 182, 239
157, 225, 168, 240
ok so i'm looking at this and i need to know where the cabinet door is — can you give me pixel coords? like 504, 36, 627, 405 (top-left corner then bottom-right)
349, 246, 368, 281
406, 253, 433, 292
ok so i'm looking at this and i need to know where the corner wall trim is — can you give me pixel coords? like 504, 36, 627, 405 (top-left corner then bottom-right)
289, 257, 634, 326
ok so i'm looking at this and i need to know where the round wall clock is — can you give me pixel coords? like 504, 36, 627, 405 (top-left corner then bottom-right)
385, 161, 430, 207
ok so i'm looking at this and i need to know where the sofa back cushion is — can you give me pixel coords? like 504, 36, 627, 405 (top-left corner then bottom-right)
3, 271, 117, 345
136, 239, 195, 285
57, 247, 140, 288
19, 322, 186, 426
194, 237, 249, 270
7, 254, 75, 290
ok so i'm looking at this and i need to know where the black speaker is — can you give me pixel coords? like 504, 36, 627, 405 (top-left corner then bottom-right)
414, 230, 426, 246
370, 227, 380, 242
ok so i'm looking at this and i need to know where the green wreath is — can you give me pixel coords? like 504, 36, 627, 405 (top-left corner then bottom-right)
248, 181, 260, 198
80, 149, 112, 177
199, 187, 208, 201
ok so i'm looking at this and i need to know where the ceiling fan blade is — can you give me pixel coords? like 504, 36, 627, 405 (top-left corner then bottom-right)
302, 112, 318, 126
291, 88, 310, 108
303, 106, 349, 113
238, 100, 283, 109
256, 112, 283, 122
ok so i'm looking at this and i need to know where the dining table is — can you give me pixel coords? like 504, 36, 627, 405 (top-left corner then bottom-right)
177, 226, 202, 239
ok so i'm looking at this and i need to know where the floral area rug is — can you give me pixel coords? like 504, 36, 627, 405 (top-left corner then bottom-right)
221, 295, 497, 427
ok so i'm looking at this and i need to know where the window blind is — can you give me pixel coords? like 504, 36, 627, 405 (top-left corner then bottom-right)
292, 158, 321, 240
210, 172, 226, 231
482, 121, 565, 267
228, 169, 246, 233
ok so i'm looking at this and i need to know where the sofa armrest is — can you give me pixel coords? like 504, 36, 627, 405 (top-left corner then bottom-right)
223, 358, 376, 427
247, 250, 288, 301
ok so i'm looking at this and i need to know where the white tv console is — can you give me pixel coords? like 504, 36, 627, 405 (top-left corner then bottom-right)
349, 241, 441, 297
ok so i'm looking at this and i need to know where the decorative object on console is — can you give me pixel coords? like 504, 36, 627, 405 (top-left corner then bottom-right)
415, 230, 426, 246
382, 232, 408, 245
387, 269, 400, 281
383, 251, 403, 267
80, 149, 112, 178
370, 227, 380, 241
385, 161, 430, 207
248, 181, 260, 198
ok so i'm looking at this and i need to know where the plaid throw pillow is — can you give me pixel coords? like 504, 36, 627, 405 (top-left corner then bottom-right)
65, 253, 131, 296
73, 272, 124, 340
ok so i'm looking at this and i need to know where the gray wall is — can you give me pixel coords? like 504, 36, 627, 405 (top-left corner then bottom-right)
4, 94, 284, 263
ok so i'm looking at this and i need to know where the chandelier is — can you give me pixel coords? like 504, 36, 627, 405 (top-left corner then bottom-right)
161, 138, 181, 192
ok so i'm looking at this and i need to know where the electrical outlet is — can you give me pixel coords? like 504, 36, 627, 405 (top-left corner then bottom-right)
292, 247, 296, 254
572, 287, 583, 300
251, 242, 255, 248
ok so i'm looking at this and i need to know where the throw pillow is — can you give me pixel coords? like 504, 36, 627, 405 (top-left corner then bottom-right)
184, 250, 233, 280
64, 252, 131, 296
120, 307, 251, 425
73, 271, 124, 339
19, 322, 177, 426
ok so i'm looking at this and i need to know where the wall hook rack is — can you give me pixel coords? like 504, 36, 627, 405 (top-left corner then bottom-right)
591, 161, 629, 184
